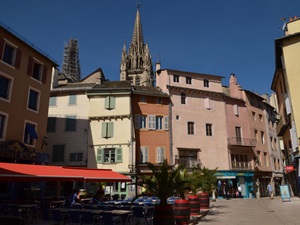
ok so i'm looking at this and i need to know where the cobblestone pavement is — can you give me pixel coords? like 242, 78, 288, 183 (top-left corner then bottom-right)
197, 197, 300, 225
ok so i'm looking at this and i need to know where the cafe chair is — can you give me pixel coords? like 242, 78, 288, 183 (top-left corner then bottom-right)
100, 211, 122, 225
132, 206, 149, 225
81, 210, 101, 225
69, 210, 82, 225
49, 208, 70, 225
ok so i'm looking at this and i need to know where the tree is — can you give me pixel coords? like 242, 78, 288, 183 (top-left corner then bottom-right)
136, 160, 189, 206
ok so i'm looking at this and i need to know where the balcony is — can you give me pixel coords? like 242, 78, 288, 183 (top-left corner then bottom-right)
177, 158, 199, 169
231, 161, 252, 170
227, 137, 256, 147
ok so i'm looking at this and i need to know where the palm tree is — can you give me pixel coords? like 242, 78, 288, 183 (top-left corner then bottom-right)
136, 159, 189, 206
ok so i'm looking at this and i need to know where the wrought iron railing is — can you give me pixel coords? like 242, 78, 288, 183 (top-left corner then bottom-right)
227, 137, 256, 147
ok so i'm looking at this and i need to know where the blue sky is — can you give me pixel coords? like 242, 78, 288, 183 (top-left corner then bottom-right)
1, 0, 299, 95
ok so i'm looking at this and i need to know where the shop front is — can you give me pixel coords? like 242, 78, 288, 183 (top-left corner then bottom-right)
216, 170, 254, 198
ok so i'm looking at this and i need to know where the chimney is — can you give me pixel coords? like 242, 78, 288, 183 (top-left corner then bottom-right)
229, 73, 242, 99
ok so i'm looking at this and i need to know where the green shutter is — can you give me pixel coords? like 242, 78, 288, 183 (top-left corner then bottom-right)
116, 147, 123, 162
105, 97, 110, 109
107, 122, 114, 138
97, 148, 104, 163
110, 97, 115, 109
101, 122, 107, 138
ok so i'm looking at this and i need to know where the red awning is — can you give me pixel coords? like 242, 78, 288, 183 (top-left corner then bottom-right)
0, 162, 131, 182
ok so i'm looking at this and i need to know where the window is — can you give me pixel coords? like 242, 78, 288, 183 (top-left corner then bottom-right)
156, 116, 163, 130
140, 146, 149, 163
2, 42, 15, 65
252, 112, 256, 121
65, 116, 76, 131
97, 147, 122, 163
263, 152, 268, 166
233, 104, 239, 116
181, 93, 186, 104
0, 74, 12, 100
203, 79, 209, 87
102, 122, 114, 138
24, 122, 38, 145
136, 77, 140, 86
28, 88, 40, 111
27, 57, 47, 83
204, 98, 211, 110
188, 122, 194, 135
156, 147, 165, 163
157, 97, 162, 104
32, 61, 43, 81
0, 113, 7, 140
1, 41, 21, 68
49, 96, 57, 106
254, 129, 258, 141
70, 153, 83, 162
135, 114, 147, 129
52, 145, 65, 162
259, 114, 263, 123
261, 131, 265, 144
140, 96, 147, 103
148, 115, 156, 130
69, 95, 77, 105
257, 151, 261, 165
206, 123, 212, 136
105, 96, 116, 109
173, 75, 179, 83
235, 126, 242, 143
186, 77, 192, 84
47, 117, 56, 132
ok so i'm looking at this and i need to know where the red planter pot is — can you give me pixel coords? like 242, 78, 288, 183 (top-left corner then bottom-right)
153, 204, 175, 225
199, 192, 210, 213
173, 199, 190, 225
188, 195, 200, 216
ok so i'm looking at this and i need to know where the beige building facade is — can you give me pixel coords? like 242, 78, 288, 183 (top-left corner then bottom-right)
271, 16, 300, 195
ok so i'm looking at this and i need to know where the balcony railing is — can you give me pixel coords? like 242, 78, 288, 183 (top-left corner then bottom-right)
231, 161, 252, 170
228, 137, 256, 147
177, 158, 199, 169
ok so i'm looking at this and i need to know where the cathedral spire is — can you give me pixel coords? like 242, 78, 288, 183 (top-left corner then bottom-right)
120, 5, 154, 86
130, 6, 144, 53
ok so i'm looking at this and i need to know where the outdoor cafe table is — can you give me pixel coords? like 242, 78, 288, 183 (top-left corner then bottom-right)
50, 208, 133, 225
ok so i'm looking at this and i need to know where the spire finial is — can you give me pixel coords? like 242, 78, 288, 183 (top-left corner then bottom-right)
137, 1, 140, 9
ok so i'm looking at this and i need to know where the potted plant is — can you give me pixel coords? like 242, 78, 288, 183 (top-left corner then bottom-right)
136, 160, 188, 225
197, 166, 217, 213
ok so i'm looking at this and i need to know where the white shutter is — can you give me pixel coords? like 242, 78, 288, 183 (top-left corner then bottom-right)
233, 104, 239, 116
164, 116, 169, 130
204, 98, 211, 109
148, 115, 155, 130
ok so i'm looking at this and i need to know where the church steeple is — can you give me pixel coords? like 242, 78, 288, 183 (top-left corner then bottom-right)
120, 5, 154, 86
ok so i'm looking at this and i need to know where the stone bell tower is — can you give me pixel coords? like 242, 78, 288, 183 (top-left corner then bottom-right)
120, 5, 154, 86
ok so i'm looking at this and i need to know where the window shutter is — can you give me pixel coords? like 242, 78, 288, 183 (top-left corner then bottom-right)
97, 148, 104, 163
164, 116, 169, 130
0, 38, 4, 60
101, 122, 107, 138
14, 49, 22, 69
116, 147, 123, 162
110, 97, 115, 109
135, 114, 140, 129
233, 104, 239, 116
27, 56, 33, 76
42, 65, 48, 84
148, 115, 155, 130
204, 98, 211, 109
144, 147, 148, 162
107, 122, 113, 138
105, 96, 110, 109
161, 147, 165, 162
156, 147, 160, 163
